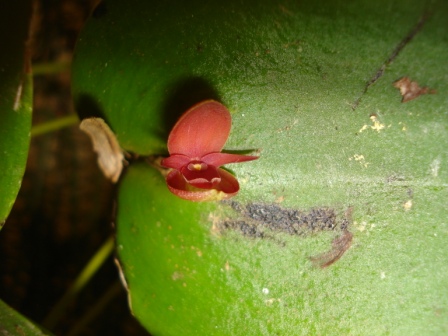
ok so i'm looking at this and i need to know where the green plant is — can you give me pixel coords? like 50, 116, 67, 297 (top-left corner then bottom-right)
71, 0, 448, 335
2, 0, 447, 335
0, 2, 33, 227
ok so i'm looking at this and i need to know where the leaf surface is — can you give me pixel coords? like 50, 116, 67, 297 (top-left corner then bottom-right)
73, 0, 448, 334
0, 2, 33, 227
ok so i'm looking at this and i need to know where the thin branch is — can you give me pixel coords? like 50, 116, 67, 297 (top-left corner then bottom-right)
41, 236, 115, 330
352, 13, 430, 110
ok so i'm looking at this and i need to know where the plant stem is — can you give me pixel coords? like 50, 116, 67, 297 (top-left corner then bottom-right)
31, 115, 79, 137
41, 236, 115, 330
32, 61, 71, 76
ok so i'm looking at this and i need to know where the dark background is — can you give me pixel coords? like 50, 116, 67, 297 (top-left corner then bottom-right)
0, 0, 150, 334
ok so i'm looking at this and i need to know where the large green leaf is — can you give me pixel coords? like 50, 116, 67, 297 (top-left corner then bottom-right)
0, 2, 33, 227
73, 0, 448, 334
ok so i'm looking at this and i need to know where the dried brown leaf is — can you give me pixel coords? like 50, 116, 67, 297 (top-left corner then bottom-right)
80, 117, 124, 183
393, 77, 436, 102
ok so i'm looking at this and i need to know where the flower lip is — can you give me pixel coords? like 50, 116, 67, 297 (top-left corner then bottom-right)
180, 162, 221, 186
165, 168, 240, 202
161, 100, 259, 201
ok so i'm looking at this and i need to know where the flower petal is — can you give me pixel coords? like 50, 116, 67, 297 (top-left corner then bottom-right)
167, 100, 231, 158
215, 168, 240, 195
161, 154, 191, 170
165, 169, 238, 202
201, 152, 259, 167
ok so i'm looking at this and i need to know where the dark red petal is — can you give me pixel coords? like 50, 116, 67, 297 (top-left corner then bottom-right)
215, 168, 240, 195
161, 154, 191, 170
201, 152, 259, 167
165, 170, 238, 202
167, 100, 231, 158
180, 163, 221, 187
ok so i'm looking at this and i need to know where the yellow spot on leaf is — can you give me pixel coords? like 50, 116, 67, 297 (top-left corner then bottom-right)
359, 114, 386, 133
403, 200, 413, 211
370, 115, 385, 132
172, 271, 184, 281
359, 124, 369, 132
349, 154, 370, 168
398, 122, 407, 131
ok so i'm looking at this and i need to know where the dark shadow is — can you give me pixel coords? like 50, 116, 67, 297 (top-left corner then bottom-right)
92, 1, 108, 19
161, 77, 221, 138
222, 149, 260, 155
74, 93, 109, 122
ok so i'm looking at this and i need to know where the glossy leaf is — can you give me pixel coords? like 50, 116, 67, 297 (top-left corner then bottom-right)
74, 0, 448, 334
0, 299, 51, 335
0, 1, 33, 228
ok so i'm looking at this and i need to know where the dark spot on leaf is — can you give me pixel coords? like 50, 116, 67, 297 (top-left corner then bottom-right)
386, 173, 406, 183
310, 207, 354, 268
220, 202, 354, 267
222, 221, 265, 238
220, 201, 351, 237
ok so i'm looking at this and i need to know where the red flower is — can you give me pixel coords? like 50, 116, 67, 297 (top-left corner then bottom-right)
161, 100, 258, 201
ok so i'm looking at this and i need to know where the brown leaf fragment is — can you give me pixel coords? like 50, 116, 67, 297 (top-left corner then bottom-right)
80, 117, 124, 183
310, 230, 353, 268
393, 77, 436, 102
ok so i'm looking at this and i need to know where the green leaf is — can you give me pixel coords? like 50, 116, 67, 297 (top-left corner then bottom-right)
74, 0, 448, 334
0, 2, 33, 227
0, 299, 52, 335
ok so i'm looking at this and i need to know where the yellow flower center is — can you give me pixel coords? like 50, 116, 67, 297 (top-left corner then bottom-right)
188, 162, 208, 171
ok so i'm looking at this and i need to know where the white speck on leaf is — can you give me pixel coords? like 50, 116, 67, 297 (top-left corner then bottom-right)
430, 157, 441, 177
349, 154, 369, 168
13, 82, 23, 111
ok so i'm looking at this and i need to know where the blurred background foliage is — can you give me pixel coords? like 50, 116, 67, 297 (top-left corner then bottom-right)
0, 0, 149, 334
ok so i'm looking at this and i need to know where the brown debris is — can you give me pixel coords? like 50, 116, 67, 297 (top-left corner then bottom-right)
310, 230, 353, 268
394, 77, 436, 102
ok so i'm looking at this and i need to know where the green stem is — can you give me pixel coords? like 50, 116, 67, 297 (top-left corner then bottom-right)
42, 236, 115, 330
31, 115, 79, 137
66, 281, 123, 336
32, 61, 71, 76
